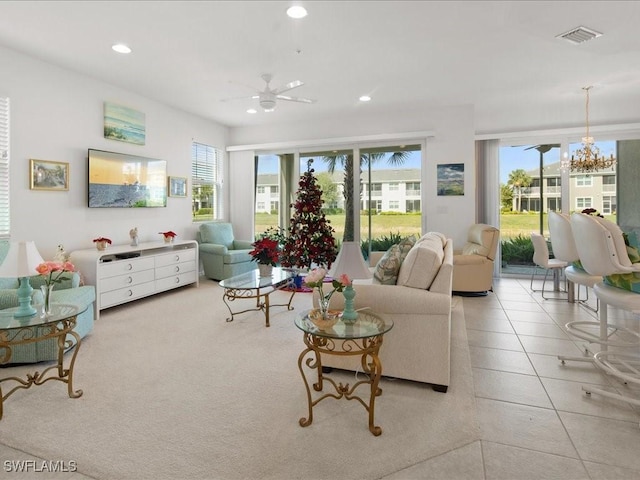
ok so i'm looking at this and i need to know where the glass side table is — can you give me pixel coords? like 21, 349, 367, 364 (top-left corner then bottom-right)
0, 303, 86, 420
294, 309, 394, 436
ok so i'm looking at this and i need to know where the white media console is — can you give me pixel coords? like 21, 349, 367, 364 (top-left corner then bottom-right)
70, 240, 199, 319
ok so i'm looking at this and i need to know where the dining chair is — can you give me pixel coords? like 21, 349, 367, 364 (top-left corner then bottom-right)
566, 213, 640, 411
530, 232, 567, 300
548, 211, 601, 311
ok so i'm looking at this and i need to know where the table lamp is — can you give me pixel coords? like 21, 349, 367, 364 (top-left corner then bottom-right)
0, 241, 45, 317
329, 241, 372, 321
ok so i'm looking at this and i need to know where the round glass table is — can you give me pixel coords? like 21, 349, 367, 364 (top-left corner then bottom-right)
294, 309, 394, 436
0, 303, 86, 420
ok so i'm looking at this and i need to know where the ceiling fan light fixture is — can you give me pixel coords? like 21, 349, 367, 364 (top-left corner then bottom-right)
112, 43, 132, 54
246, 108, 257, 114
286, 5, 308, 19
359, 95, 371, 102
260, 99, 277, 111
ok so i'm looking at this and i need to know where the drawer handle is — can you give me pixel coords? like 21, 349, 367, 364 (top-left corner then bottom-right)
175, 277, 180, 284
127, 276, 133, 284
127, 263, 133, 271
175, 266, 180, 273
127, 290, 133, 297
175, 255, 180, 261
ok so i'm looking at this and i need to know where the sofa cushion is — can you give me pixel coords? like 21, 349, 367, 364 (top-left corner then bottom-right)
417, 231, 447, 247
397, 241, 444, 290
373, 244, 403, 285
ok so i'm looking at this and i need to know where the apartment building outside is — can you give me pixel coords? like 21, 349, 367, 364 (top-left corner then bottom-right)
256, 168, 422, 214
516, 161, 617, 215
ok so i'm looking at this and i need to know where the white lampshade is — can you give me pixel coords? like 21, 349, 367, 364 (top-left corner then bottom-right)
329, 241, 373, 280
0, 241, 44, 278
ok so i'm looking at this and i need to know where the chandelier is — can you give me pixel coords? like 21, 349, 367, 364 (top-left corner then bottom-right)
560, 86, 616, 173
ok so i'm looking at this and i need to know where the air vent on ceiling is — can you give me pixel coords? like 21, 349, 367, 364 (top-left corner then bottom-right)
556, 26, 603, 44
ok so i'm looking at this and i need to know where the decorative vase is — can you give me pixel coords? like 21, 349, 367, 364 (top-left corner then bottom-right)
40, 284, 54, 315
96, 241, 107, 251
341, 285, 358, 322
258, 264, 273, 277
164, 236, 173, 244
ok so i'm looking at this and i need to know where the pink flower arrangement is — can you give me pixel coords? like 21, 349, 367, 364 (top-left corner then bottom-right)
36, 261, 76, 287
304, 268, 351, 311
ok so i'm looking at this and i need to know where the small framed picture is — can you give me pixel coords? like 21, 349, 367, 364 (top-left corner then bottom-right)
30, 159, 70, 191
168, 176, 187, 198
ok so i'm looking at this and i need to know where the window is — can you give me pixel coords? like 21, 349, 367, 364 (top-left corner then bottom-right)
406, 182, 420, 195
0, 97, 8, 237
576, 197, 592, 209
406, 199, 420, 212
370, 183, 382, 196
257, 202, 266, 211
603, 175, 616, 192
192, 142, 222, 222
576, 175, 592, 187
257, 186, 265, 194
602, 195, 616, 215
389, 200, 399, 210
388, 182, 399, 191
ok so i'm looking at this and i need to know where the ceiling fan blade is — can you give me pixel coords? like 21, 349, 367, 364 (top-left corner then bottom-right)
276, 94, 316, 104
272, 80, 304, 95
219, 94, 259, 103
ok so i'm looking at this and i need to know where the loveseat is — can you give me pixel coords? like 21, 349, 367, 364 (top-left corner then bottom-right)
315, 233, 454, 391
0, 243, 96, 364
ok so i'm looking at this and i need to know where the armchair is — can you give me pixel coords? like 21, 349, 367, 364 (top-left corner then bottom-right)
452, 223, 499, 295
197, 222, 257, 281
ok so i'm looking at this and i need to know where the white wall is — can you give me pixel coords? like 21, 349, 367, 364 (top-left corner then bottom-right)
227, 105, 476, 248
0, 46, 228, 260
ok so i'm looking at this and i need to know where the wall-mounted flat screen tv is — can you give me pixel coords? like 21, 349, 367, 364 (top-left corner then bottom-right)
88, 149, 167, 208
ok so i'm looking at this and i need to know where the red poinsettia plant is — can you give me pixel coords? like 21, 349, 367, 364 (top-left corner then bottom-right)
249, 237, 280, 266
159, 231, 177, 239
93, 237, 112, 244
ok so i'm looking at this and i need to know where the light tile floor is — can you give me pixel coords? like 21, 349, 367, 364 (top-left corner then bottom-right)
404, 277, 640, 480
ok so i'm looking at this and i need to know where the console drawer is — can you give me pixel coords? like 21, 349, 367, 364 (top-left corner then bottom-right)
100, 269, 155, 293
99, 257, 155, 279
155, 249, 197, 268
155, 261, 197, 280
100, 281, 156, 308
156, 271, 198, 291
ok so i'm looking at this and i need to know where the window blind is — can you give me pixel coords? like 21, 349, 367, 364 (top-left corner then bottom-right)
191, 142, 222, 221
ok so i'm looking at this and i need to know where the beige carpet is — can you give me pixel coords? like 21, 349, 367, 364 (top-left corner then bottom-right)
0, 279, 479, 480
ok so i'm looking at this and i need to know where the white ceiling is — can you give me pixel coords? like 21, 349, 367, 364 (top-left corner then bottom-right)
1, 1, 639, 134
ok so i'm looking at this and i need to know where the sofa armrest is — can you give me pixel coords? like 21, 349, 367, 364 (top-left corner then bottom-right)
198, 244, 228, 255
453, 254, 492, 266
314, 284, 451, 316
233, 240, 253, 250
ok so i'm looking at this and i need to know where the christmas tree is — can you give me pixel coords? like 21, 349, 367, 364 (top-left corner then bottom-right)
280, 160, 338, 270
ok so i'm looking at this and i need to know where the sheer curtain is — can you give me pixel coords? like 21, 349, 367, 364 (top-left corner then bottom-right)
475, 139, 500, 277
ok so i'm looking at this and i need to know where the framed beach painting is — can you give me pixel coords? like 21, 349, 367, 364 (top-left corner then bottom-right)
437, 163, 464, 196
168, 176, 187, 197
104, 101, 146, 145
30, 159, 69, 191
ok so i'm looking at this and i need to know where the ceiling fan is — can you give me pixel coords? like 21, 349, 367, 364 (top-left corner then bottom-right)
222, 74, 316, 111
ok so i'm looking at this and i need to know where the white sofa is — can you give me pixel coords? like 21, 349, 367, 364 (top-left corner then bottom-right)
314, 234, 454, 392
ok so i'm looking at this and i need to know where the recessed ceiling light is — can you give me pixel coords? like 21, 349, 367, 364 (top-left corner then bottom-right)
287, 5, 307, 19
112, 44, 131, 54
247, 108, 257, 114
359, 95, 371, 102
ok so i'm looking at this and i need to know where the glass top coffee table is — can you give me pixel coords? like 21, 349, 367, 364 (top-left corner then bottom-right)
219, 267, 297, 327
0, 303, 86, 420
294, 309, 394, 436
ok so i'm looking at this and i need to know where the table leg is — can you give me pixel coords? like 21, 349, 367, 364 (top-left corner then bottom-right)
363, 351, 383, 436
298, 344, 320, 428
264, 293, 270, 327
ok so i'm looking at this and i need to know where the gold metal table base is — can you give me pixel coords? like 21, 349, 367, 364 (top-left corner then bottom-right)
223, 280, 295, 327
297, 332, 385, 436
0, 316, 82, 421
